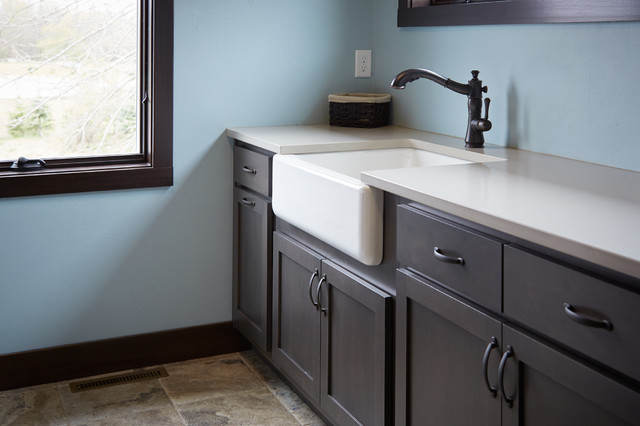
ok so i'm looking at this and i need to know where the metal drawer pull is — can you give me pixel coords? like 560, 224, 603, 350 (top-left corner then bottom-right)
308, 269, 319, 308
563, 303, 613, 330
316, 274, 327, 315
482, 337, 498, 397
433, 247, 465, 265
498, 345, 515, 408
240, 198, 255, 207
242, 166, 257, 174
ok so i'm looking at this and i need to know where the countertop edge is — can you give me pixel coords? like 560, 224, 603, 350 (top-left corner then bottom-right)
362, 172, 639, 281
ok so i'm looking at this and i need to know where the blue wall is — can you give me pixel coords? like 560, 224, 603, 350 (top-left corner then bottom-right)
0, 0, 374, 355
373, 0, 640, 172
2, 0, 638, 355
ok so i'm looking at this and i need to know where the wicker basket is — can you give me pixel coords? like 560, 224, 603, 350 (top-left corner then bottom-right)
328, 93, 391, 128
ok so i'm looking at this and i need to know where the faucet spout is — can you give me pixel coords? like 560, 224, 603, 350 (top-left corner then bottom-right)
390, 68, 492, 148
390, 68, 471, 96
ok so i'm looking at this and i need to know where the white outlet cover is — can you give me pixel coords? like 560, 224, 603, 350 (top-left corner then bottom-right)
355, 50, 371, 78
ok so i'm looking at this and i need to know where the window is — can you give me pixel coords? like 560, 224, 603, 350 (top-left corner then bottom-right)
0, 0, 172, 198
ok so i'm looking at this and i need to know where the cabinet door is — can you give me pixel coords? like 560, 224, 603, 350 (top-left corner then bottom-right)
272, 232, 323, 400
232, 186, 272, 351
396, 268, 502, 426
320, 260, 392, 426
500, 325, 640, 426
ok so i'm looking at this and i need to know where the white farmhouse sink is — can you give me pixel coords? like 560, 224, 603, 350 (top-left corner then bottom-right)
292, 147, 471, 179
272, 142, 503, 265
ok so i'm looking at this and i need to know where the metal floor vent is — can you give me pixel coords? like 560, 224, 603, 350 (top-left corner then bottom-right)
69, 367, 168, 393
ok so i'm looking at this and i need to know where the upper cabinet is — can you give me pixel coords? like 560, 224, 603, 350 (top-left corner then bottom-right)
398, 0, 640, 27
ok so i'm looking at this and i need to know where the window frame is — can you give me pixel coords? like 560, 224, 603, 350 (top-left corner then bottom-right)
398, 0, 640, 27
0, 0, 173, 198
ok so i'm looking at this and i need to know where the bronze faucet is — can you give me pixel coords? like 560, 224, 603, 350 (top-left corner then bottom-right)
390, 69, 491, 148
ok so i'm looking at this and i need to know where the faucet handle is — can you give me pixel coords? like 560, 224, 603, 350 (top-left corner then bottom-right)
471, 97, 492, 133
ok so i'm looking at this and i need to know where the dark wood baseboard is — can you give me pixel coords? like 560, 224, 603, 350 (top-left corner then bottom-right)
0, 322, 250, 391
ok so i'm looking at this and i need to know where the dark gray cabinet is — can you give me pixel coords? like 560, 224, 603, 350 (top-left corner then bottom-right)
320, 260, 392, 426
397, 203, 502, 312
232, 143, 274, 352
395, 268, 502, 426
396, 202, 640, 426
232, 186, 272, 351
396, 268, 640, 426
233, 144, 272, 197
500, 325, 640, 426
272, 231, 322, 399
231, 137, 640, 425
501, 245, 640, 425
504, 245, 640, 383
273, 231, 392, 426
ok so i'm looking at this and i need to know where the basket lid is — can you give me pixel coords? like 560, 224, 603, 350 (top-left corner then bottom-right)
328, 93, 391, 104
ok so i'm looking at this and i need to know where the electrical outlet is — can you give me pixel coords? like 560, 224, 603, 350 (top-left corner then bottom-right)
355, 50, 372, 78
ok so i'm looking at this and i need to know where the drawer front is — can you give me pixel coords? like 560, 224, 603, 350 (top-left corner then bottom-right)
397, 204, 502, 312
504, 245, 640, 382
234, 145, 272, 196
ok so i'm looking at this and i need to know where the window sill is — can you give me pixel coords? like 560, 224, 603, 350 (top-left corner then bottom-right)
0, 165, 173, 198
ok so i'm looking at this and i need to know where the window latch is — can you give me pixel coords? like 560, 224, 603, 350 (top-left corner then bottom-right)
10, 157, 46, 171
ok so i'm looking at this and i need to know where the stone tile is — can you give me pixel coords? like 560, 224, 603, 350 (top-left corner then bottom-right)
75, 406, 184, 426
0, 351, 325, 425
160, 354, 266, 405
175, 390, 299, 426
0, 386, 68, 425
239, 351, 325, 426
59, 380, 173, 424
272, 388, 325, 426
163, 353, 241, 369
237, 352, 277, 387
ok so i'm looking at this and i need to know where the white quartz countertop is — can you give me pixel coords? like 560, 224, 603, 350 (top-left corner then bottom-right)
227, 124, 640, 280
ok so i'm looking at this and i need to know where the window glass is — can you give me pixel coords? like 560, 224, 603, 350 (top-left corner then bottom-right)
0, 0, 139, 162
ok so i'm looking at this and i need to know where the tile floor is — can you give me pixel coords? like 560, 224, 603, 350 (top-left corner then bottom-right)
0, 351, 325, 425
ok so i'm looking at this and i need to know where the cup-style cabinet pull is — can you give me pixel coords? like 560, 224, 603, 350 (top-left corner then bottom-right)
498, 345, 515, 408
308, 269, 319, 308
242, 166, 256, 174
433, 247, 465, 265
562, 303, 613, 331
482, 337, 498, 397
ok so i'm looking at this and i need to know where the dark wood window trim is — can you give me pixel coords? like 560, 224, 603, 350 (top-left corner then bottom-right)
399, 0, 640, 27
0, 0, 173, 198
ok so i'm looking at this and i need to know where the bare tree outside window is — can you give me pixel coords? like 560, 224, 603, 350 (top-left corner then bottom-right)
0, 0, 138, 162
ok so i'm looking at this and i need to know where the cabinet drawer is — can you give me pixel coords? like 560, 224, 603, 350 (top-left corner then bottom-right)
397, 204, 503, 312
504, 245, 640, 382
234, 145, 272, 196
